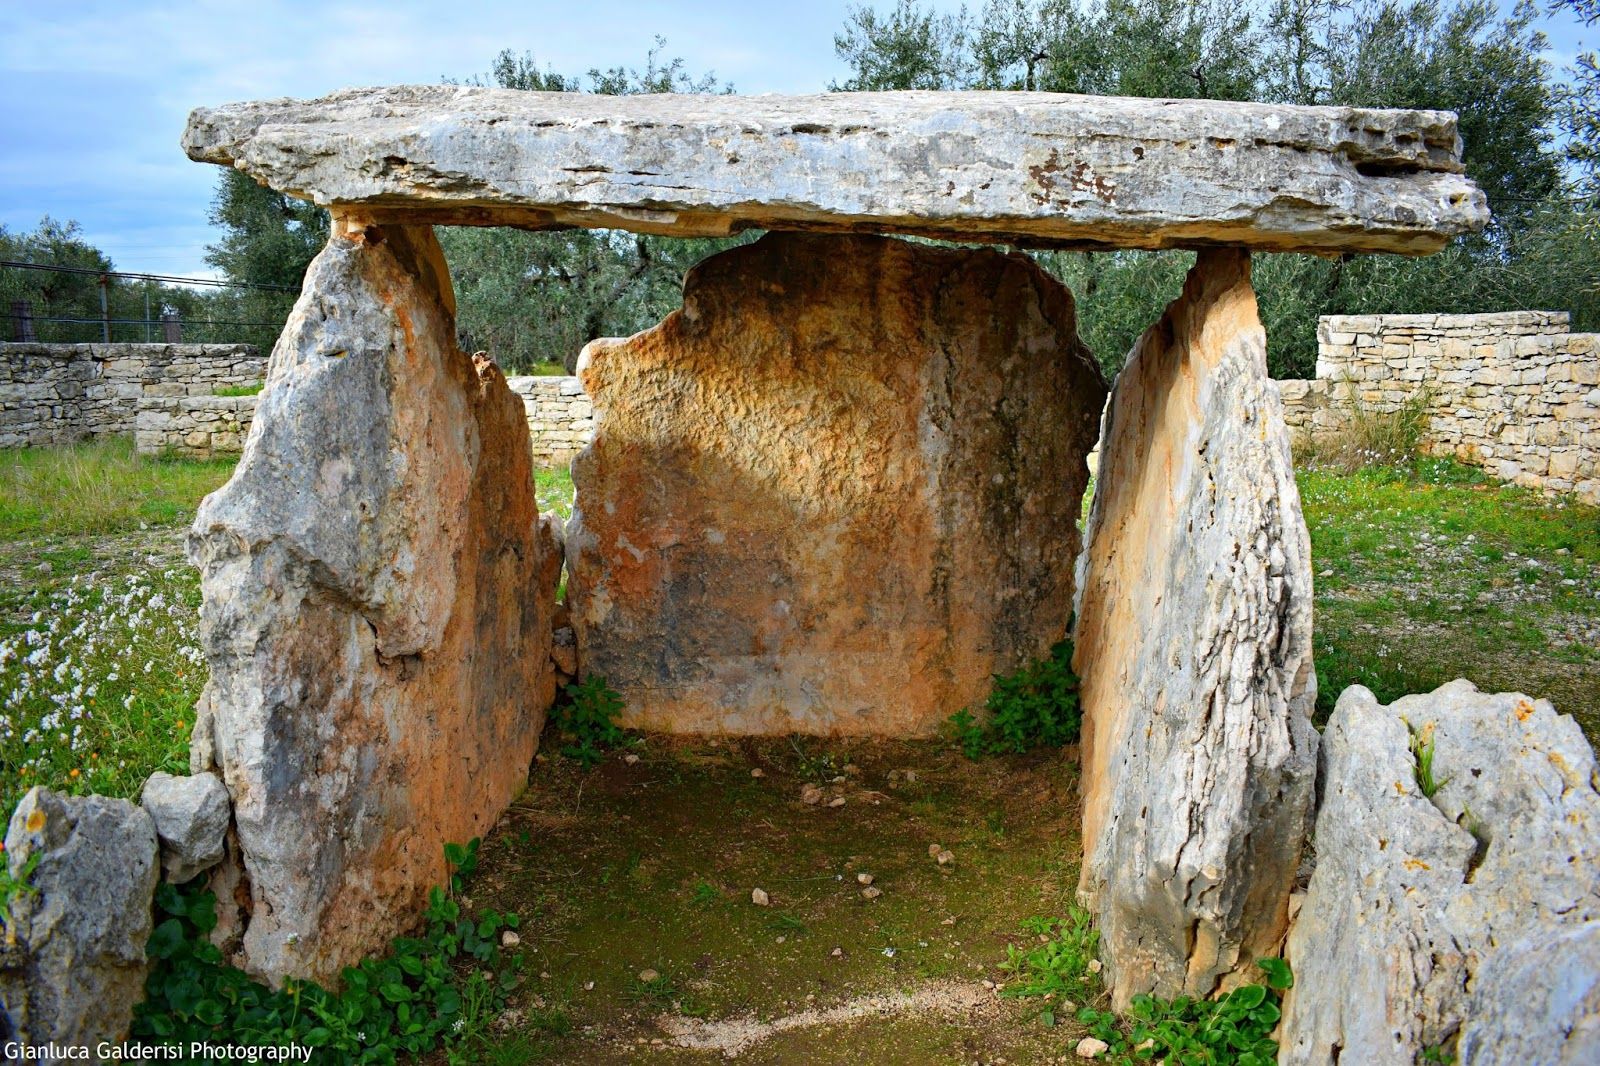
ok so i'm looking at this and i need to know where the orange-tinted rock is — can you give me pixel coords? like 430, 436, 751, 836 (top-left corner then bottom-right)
566, 233, 1106, 735
186, 220, 561, 985
1073, 248, 1317, 1008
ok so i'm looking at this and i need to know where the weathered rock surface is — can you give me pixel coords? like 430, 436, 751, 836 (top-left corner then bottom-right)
1073, 247, 1317, 1008
186, 218, 562, 985
567, 232, 1106, 735
0, 787, 159, 1054
140, 770, 230, 883
1281, 681, 1600, 1065
183, 86, 1486, 256
1457, 923, 1600, 1065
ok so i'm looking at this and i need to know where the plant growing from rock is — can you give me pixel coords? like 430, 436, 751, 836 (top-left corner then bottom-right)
1406, 718, 1451, 799
948, 640, 1081, 758
548, 675, 626, 767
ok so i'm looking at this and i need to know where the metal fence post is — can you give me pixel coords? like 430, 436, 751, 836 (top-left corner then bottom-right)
97, 272, 110, 342
10, 300, 36, 341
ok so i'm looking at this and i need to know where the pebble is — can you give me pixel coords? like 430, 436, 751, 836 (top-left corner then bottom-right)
638, 968, 659, 982
1075, 1037, 1109, 1059
751, 768, 765, 778
752, 887, 771, 907
928, 843, 944, 857
831, 947, 844, 957
936, 849, 955, 865
1087, 958, 1102, 973
800, 784, 825, 805
861, 886, 882, 900
584, 981, 595, 990
500, 930, 520, 947
623, 753, 640, 765
857, 872, 874, 885
828, 796, 847, 808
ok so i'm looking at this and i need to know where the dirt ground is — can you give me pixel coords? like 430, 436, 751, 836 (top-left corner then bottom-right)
463, 737, 1099, 1064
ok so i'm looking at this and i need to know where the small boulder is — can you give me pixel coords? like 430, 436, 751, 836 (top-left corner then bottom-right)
550, 626, 578, 676
0, 788, 159, 1052
751, 888, 770, 907
140, 770, 230, 883
1282, 681, 1600, 1064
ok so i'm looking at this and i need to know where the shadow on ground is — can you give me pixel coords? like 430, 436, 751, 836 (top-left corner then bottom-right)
459, 737, 1092, 1064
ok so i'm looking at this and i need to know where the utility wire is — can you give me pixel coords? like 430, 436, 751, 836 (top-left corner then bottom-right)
0, 260, 297, 293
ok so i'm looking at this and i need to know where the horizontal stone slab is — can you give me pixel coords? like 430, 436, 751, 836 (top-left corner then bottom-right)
184, 86, 1486, 255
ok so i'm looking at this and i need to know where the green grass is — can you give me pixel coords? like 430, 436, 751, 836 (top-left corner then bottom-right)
1301, 455, 1600, 740
0, 438, 235, 539
535, 466, 575, 520
212, 382, 264, 397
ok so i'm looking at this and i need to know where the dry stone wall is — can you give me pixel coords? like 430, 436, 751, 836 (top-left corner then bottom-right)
506, 375, 594, 467
0, 343, 263, 448
125, 372, 594, 463
1276, 311, 1599, 503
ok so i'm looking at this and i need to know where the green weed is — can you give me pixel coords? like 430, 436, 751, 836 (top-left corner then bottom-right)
1405, 719, 1451, 799
212, 382, 264, 397
547, 675, 626, 767
1077, 958, 1293, 1065
132, 840, 523, 1063
999, 908, 1100, 1025
948, 640, 1081, 758
0, 439, 234, 538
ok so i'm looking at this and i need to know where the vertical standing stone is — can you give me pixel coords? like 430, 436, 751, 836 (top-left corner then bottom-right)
186, 220, 561, 985
566, 232, 1106, 735
1073, 248, 1318, 1008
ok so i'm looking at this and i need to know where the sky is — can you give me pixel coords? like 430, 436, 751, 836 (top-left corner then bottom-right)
0, 0, 1593, 280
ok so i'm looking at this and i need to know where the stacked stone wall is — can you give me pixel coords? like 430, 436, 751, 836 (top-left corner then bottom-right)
506, 375, 594, 467
0, 343, 263, 449
1276, 312, 1599, 503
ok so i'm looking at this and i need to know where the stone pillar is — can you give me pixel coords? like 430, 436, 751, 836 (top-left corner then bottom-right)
1073, 248, 1318, 1008
566, 232, 1107, 736
186, 219, 562, 985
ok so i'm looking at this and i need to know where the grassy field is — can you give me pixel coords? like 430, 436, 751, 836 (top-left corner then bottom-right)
0, 441, 1596, 813
1300, 456, 1600, 738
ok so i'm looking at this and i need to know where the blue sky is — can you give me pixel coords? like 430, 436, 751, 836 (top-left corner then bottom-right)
0, 0, 1592, 279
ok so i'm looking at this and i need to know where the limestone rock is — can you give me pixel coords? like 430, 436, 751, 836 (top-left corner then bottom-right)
551, 626, 578, 677
1073, 248, 1317, 1008
0, 787, 159, 1053
566, 233, 1106, 735
186, 219, 562, 985
183, 86, 1486, 256
1280, 681, 1600, 1065
139, 770, 230, 883
1457, 923, 1600, 1065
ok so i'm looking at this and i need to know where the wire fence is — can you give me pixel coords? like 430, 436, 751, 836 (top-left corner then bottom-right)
1, 261, 294, 347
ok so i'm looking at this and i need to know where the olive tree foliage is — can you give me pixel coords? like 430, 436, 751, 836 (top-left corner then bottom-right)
1555, 0, 1600, 197
439, 41, 753, 374
836, 0, 1596, 378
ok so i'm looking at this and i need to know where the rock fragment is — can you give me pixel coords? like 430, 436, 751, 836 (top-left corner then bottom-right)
1281, 681, 1600, 1064
0, 788, 159, 1052
139, 770, 229, 884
